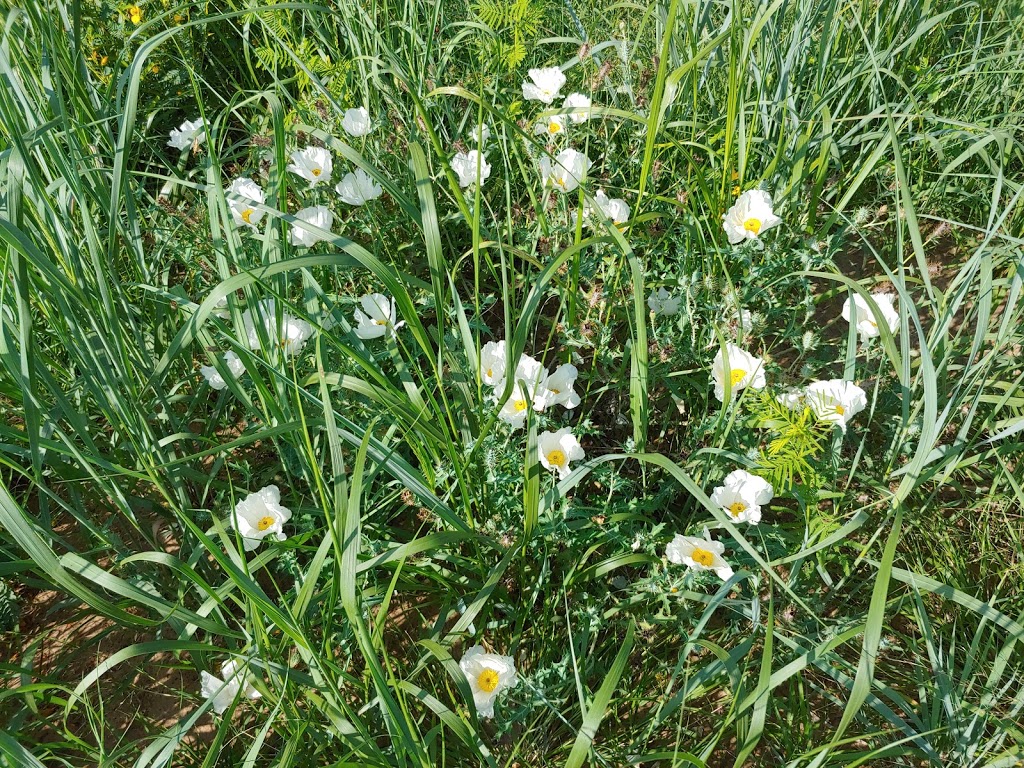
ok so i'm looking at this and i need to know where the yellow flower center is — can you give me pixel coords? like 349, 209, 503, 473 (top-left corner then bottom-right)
549, 387, 561, 395
834, 404, 845, 415
477, 669, 500, 693
485, 367, 493, 378
691, 547, 715, 567
312, 168, 322, 177
256, 515, 276, 531
728, 501, 747, 518
547, 449, 567, 467
548, 121, 561, 135
729, 369, 746, 386
513, 399, 528, 412
241, 208, 255, 224
556, 177, 567, 188
742, 217, 762, 235
374, 318, 387, 325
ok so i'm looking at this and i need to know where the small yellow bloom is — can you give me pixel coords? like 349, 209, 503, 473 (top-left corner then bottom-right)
128, 5, 142, 24
151, 64, 159, 73
100, 55, 109, 66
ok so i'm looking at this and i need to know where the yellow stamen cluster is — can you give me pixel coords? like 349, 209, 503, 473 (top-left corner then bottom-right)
547, 449, 567, 467
742, 217, 762, 235
257, 515, 276, 532
729, 369, 746, 386
691, 547, 715, 567
728, 501, 747, 518
477, 669, 499, 693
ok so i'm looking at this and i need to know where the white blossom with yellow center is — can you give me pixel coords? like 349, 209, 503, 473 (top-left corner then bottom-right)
200, 351, 245, 391
710, 469, 774, 525
722, 189, 782, 245
710, 343, 766, 402
536, 363, 581, 409
240, 298, 314, 358
538, 427, 585, 480
585, 189, 631, 227
841, 292, 899, 343
539, 148, 592, 194
341, 106, 373, 137
167, 118, 206, 152
805, 379, 867, 432
521, 66, 566, 104
225, 177, 266, 231
231, 485, 292, 552
534, 113, 568, 138
459, 645, 517, 719
562, 92, 592, 123
287, 146, 333, 188
665, 529, 734, 580
353, 293, 403, 340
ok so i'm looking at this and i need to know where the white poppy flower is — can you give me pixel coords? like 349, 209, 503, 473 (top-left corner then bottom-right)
353, 293, 403, 340
666, 528, 734, 580
226, 177, 265, 230
585, 189, 630, 226
804, 379, 867, 432
497, 382, 532, 430
342, 106, 373, 137
562, 92, 592, 123
534, 114, 568, 139
536, 363, 581, 409
336, 168, 383, 206
480, 340, 507, 386
287, 147, 333, 188
459, 645, 517, 719
711, 343, 766, 402
711, 469, 774, 524
200, 659, 261, 715
841, 293, 899, 342
240, 298, 314, 357
471, 123, 491, 145
538, 427, 585, 479
450, 150, 492, 188
521, 67, 566, 104
539, 148, 591, 193
648, 287, 680, 316
722, 189, 782, 244
211, 295, 231, 320
289, 206, 334, 247
200, 351, 245, 391
776, 388, 806, 411
231, 485, 292, 552
167, 118, 206, 151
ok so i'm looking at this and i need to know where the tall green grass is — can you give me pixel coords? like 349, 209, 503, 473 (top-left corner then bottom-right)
1, 0, 1023, 765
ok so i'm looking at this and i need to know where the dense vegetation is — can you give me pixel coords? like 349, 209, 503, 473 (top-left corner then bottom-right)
1, 0, 1023, 765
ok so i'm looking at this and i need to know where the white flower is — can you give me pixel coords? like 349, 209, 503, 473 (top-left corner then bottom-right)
776, 388, 805, 411
459, 646, 517, 719
353, 293, 403, 340
212, 295, 231, 320
479, 340, 507, 386
471, 123, 491, 145
585, 189, 630, 226
336, 168, 383, 206
841, 293, 899, 342
804, 379, 867, 432
666, 528, 734, 580
342, 107, 372, 137
534, 113, 568, 139
539, 148, 591, 193
499, 354, 549, 404
287, 146, 333, 187
289, 205, 334, 247
226, 177, 265, 231
201, 659, 261, 715
521, 67, 566, 104
497, 382, 532, 430
200, 351, 245, 391
722, 189, 782, 244
711, 469, 774, 525
648, 287, 680, 316
167, 118, 206, 151
538, 427, 585, 479
562, 92, 592, 123
711, 343, 766, 402
536, 363, 581, 409
230, 485, 292, 552
240, 298, 314, 357
450, 150, 492, 188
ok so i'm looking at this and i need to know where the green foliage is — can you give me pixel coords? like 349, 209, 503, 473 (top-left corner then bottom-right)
751, 390, 831, 492
473, 0, 546, 70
